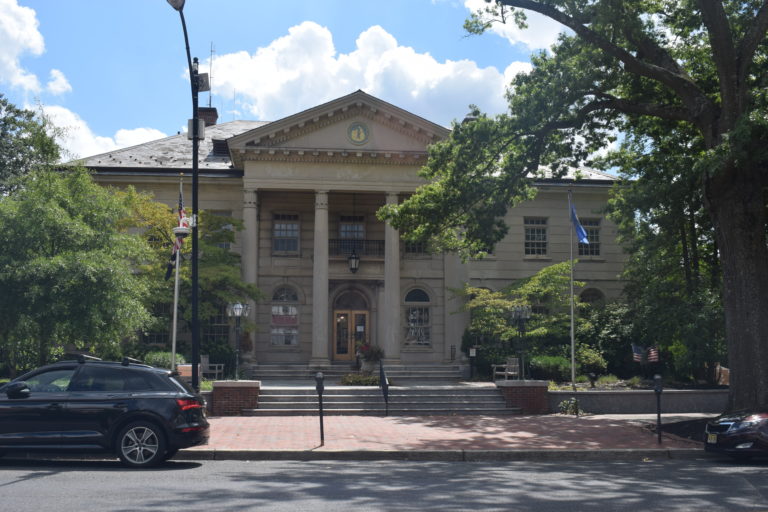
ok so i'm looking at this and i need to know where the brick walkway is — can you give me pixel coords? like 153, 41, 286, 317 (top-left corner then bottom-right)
187, 414, 701, 452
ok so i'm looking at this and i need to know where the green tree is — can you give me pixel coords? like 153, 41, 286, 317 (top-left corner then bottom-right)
381, 1, 768, 410
118, 187, 262, 366
0, 95, 60, 193
460, 262, 596, 377
0, 169, 152, 373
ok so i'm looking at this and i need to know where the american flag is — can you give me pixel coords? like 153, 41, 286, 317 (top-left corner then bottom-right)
164, 182, 189, 280
632, 344, 645, 362
647, 346, 659, 362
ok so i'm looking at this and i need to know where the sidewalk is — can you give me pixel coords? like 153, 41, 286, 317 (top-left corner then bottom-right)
179, 413, 711, 462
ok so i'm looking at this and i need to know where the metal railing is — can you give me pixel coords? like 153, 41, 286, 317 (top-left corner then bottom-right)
329, 239, 385, 257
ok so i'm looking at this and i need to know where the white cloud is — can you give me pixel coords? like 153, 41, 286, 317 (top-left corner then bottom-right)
0, 0, 45, 92
463, 0, 565, 50
205, 22, 529, 126
46, 69, 71, 95
42, 105, 166, 160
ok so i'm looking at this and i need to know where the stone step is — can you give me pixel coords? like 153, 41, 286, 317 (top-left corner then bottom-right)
243, 407, 520, 416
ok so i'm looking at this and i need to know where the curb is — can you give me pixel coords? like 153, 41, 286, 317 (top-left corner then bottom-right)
176, 448, 710, 462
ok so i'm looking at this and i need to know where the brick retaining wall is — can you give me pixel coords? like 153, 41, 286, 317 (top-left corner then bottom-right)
496, 380, 549, 414
211, 380, 261, 416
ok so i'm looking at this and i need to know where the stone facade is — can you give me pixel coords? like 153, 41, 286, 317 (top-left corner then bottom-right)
85, 91, 624, 372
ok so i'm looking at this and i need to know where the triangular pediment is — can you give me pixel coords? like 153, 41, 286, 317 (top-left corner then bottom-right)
227, 90, 449, 168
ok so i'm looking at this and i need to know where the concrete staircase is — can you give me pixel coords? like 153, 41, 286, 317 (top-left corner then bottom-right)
247, 363, 464, 384
244, 385, 520, 416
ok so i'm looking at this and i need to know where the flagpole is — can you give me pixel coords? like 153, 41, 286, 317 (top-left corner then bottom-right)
569, 190, 576, 393
171, 247, 181, 370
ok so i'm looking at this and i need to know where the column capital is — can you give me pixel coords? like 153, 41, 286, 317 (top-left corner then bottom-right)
315, 190, 329, 209
243, 189, 258, 208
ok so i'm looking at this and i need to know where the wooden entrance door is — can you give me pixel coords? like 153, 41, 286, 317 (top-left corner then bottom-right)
333, 310, 368, 361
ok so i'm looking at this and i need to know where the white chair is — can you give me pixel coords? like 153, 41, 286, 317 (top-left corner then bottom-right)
492, 357, 520, 380
200, 354, 224, 380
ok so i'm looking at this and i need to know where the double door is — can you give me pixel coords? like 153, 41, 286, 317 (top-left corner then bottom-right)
333, 310, 368, 361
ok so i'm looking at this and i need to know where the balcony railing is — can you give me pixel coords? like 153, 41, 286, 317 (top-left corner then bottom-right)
329, 239, 385, 257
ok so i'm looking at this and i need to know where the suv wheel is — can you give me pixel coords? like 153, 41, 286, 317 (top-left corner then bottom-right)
117, 421, 166, 468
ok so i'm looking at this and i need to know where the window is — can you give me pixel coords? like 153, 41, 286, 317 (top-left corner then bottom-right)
578, 219, 601, 256
524, 217, 548, 255
25, 368, 76, 392
271, 286, 299, 346
339, 215, 365, 239
209, 210, 233, 250
204, 304, 229, 345
404, 240, 429, 257
404, 288, 431, 346
142, 303, 171, 347
273, 213, 300, 255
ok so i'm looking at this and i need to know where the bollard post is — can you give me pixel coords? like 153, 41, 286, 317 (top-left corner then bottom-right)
654, 374, 663, 444
315, 371, 324, 446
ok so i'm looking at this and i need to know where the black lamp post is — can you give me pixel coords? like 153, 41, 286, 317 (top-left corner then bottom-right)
511, 305, 532, 378
227, 302, 250, 381
167, 0, 208, 391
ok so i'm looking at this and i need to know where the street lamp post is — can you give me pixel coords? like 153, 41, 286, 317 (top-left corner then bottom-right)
227, 302, 250, 380
511, 305, 532, 379
167, 0, 208, 391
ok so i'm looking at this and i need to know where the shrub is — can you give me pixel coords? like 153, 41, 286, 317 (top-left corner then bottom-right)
627, 376, 643, 388
144, 351, 185, 369
597, 374, 619, 385
577, 344, 608, 375
529, 355, 571, 381
340, 373, 380, 386
558, 397, 585, 415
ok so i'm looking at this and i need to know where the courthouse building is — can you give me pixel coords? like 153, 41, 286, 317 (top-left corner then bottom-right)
83, 90, 623, 375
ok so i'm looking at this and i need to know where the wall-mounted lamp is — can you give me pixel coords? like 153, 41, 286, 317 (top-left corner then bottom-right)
348, 249, 360, 273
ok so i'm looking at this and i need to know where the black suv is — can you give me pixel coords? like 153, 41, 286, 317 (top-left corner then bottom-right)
0, 357, 209, 467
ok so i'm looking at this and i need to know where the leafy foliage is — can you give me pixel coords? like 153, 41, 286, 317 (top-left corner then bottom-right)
0, 168, 152, 373
0, 95, 60, 193
383, 0, 768, 408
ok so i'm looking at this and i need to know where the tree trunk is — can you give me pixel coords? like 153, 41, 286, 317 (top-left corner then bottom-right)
706, 168, 768, 410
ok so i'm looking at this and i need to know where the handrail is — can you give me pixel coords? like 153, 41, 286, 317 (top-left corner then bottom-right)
379, 362, 390, 416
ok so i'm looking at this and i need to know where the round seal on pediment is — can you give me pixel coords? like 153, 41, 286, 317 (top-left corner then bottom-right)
347, 122, 369, 145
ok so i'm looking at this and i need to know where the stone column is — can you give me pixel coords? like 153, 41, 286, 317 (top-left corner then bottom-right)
242, 189, 259, 286
383, 192, 401, 363
444, 252, 469, 363
242, 189, 259, 363
311, 190, 330, 365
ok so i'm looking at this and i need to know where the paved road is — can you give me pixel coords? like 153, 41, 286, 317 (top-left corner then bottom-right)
1, 457, 767, 511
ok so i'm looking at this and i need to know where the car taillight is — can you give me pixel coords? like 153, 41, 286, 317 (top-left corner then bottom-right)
176, 398, 203, 411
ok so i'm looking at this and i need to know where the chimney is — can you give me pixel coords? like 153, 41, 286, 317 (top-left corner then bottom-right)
198, 107, 219, 127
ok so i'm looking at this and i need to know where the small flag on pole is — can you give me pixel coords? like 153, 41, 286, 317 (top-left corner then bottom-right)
632, 344, 645, 362
647, 346, 659, 362
570, 202, 589, 244
165, 181, 190, 280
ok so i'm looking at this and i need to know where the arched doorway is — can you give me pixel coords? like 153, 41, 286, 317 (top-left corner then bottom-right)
333, 290, 369, 361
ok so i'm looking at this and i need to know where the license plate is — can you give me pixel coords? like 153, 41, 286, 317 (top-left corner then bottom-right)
707, 433, 718, 444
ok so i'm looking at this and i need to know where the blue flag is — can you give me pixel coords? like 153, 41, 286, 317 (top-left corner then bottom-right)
570, 202, 589, 244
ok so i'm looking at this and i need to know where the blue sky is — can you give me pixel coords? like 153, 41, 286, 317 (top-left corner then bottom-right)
1, 0, 566, 159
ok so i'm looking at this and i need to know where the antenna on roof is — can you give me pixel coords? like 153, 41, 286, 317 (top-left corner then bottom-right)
208, 42, 215, 108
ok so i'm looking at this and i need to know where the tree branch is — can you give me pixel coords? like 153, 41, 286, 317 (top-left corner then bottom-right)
496, 0, 714, 129
698, 0, 739, 124
737, 1, 768, 91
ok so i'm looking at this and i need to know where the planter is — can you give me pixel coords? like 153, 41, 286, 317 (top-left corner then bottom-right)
360, 360, 377, 374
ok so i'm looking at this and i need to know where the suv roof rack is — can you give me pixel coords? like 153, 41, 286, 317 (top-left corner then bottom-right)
77, 354, 102, 364
121, 356, 144, 366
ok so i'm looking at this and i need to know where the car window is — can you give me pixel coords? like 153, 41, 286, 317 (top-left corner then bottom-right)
69, 366, 127, 392
25, 368, 77, 393
123, 369, 172, 391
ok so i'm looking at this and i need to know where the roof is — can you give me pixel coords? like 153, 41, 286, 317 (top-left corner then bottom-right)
78, 120, 269, 172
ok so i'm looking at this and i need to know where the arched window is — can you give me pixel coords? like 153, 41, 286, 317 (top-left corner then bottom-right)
580, 288, 605, 305
271, 286, 299, 346
404, 288, 431, 346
